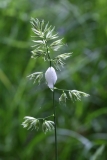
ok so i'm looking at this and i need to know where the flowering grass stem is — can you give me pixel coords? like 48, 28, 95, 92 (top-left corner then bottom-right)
21, 18, 90, 160
53, 89, 58, 160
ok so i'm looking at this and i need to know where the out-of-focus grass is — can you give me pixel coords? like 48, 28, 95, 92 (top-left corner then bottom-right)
0, 0, 107, 159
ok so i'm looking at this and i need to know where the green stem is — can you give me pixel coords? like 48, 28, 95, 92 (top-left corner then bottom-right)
44, 38, 57, 159
38, 114, 54, 120
54, 87, 70, 92
53, 89, 58, 160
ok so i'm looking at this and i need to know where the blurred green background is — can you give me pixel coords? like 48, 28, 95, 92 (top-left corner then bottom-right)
0, 0, 107, 159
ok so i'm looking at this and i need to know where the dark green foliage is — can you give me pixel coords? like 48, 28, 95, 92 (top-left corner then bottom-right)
0, 0, 107, 159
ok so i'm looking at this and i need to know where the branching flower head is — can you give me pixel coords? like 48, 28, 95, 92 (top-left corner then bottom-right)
58, 89, 89, 104
22, 19, 90, 143
30, 18, 72, 66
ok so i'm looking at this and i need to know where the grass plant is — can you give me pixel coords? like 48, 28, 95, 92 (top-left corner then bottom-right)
22, 18, 89, 160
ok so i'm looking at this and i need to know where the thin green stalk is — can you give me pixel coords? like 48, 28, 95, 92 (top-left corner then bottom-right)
54, 87, 70, 92
53, 89, 58, 160
38, 114, 54, 120
45, 37, 58, 159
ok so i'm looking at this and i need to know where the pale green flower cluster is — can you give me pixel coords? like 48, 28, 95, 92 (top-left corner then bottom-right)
27, 72, 43, 84
42, 120, 55, 134
22, 116, 55, 133
58, 89, 89, 105
22, 116, 40, 130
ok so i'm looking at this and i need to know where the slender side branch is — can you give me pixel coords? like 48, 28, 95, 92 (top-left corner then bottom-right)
38, 114, 54, 120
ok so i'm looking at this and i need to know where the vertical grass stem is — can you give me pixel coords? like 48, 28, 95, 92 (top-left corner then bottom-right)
53, 89, 58, 160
